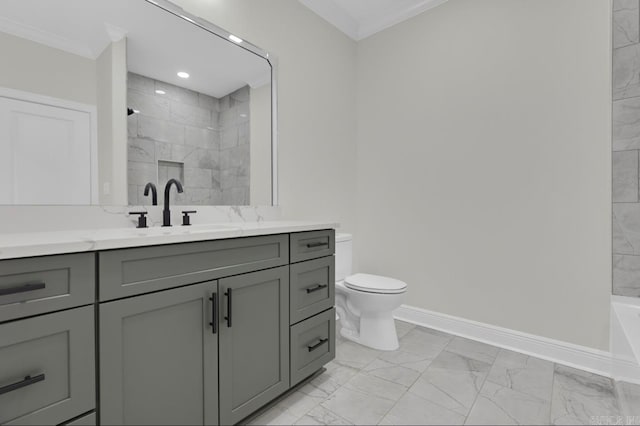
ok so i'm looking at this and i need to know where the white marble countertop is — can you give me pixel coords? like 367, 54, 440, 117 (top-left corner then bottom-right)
0, 221, 338, 260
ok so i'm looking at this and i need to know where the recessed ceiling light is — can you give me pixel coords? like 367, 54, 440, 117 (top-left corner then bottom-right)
177, 71, 190, 79
155, 89, 166, 95
229, 34, 243, 44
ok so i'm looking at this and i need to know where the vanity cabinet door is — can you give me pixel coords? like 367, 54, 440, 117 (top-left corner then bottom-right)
218, 267, 290, 425
100, 281, 218, 426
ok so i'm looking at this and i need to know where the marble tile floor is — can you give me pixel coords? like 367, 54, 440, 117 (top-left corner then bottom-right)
248, 320, 638, 425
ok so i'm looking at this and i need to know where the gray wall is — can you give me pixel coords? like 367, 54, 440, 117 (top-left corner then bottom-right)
127, 72, 250, 206
613, 0, 640, 296
356, 0, 611, 350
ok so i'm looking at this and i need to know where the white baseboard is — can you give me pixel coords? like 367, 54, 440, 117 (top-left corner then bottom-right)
394, 304, 613, 378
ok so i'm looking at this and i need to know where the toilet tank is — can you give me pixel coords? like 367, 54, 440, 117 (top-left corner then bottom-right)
335, 233, 353, 282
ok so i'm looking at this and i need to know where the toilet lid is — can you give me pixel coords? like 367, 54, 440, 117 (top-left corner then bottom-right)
344, 273, 407, 294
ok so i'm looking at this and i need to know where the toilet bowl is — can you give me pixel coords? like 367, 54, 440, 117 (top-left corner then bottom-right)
334, 234, 407, 351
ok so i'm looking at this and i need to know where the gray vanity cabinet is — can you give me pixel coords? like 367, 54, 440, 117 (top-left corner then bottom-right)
3, 230, 335, 426
99, 281, 219, 426
218, 266, 290, 425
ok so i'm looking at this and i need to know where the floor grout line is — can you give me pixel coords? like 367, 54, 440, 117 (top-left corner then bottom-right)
461, 350, 500, 425
376, 388, 409, 425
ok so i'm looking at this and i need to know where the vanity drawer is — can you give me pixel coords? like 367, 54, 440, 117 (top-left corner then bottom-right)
290, 308, 336, 386
99, 234, 289, 301
290, 256, 335, 324
0, 253, 95, 323
290, 230, 335, 263
0, 306, 95, 425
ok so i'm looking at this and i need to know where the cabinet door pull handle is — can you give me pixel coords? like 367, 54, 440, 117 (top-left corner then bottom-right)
307, 338, 329, 352
224, 288, 232, 328
209, 293, 218, 334
306, 284, 328, 294
0, 282, 46, 297
0, 374, 45, 396
306, 242, 328, 249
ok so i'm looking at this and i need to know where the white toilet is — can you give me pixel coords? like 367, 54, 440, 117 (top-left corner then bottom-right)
334, 233, 408, 351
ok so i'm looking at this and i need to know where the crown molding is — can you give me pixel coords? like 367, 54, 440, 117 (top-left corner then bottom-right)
299, 0, 449, 41
357, 0, 450, 40
298, 0, 359, 40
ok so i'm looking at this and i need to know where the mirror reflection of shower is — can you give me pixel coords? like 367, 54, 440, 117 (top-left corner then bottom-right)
127, 72, 251, 206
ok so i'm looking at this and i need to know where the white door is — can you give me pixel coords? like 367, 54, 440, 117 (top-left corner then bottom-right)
0, 96, 94, 205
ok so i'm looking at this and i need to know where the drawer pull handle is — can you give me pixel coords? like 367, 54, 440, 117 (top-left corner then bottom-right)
0, 282, 46, 297
306, 284, 328, 294
224, 288, 232, 328
0, 374, 45, 396
306, 242, 328, 249
209, 293, 218, 334
307, 338, 329, 352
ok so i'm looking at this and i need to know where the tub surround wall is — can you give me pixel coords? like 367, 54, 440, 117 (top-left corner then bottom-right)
127, 72, 250, 206
613, 0, 640, 297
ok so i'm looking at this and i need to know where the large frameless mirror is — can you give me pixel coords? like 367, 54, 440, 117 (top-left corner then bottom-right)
0, 0, 276, 206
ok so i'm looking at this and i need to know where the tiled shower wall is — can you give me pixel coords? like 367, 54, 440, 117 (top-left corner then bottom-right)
127, 72, 250, 206
613, 0, 640, 296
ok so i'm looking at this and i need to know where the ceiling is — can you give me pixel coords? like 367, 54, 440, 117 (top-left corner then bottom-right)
298, 0, 449, 40
0, 0, 271, 98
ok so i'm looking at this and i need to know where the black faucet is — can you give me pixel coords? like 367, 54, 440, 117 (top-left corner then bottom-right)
163, 179, 184, 227
144, 182, 158, 206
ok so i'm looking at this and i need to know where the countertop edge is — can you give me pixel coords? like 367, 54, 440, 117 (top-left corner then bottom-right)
0, 221, 339, 260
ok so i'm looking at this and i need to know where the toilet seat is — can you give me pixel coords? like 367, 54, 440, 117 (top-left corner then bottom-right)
344, 273, 407, 294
